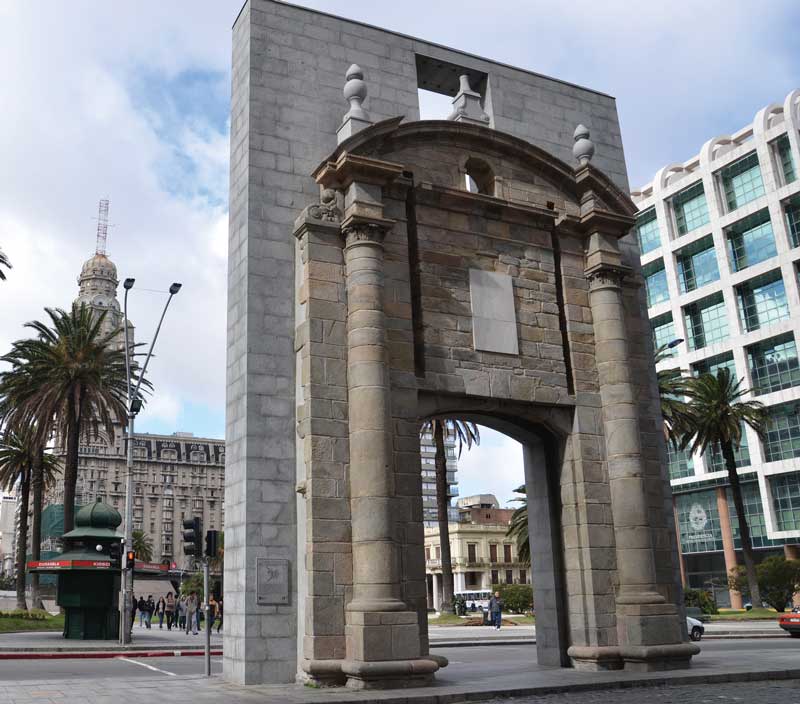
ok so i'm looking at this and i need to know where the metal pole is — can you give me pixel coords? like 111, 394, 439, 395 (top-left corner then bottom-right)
203, 558, 211, 677
120, 287, 134, 646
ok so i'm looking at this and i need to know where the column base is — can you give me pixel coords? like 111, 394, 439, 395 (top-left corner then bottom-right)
341, 657, 442, 690
619, 643, 700, 672
567, 645, 623, 671
299, 659, 346, 687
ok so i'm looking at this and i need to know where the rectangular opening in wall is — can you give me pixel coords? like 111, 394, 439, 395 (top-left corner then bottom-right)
415, 54, 489, 121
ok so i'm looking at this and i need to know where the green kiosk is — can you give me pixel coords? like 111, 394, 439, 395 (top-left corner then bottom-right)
28, 499, 123, 640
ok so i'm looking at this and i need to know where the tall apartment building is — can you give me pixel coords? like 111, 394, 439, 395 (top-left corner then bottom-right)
419, 430, 460, 527
632, 89, 800, 606
43, 222, 225, 567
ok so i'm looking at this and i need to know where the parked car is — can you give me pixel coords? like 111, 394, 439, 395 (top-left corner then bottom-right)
687, 616, 704, 641
685, 607, 710, 623
778, 606, 800, 638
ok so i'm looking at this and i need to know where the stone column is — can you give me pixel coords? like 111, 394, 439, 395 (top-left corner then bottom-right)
586, 250, 697, 671
784, 545, 800, 608
716, 487, 743, 609
432, 573, 441, 612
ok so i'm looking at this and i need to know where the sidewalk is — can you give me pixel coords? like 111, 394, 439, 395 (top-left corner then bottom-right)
0, 639, 797, 704
0, 627, 223, 657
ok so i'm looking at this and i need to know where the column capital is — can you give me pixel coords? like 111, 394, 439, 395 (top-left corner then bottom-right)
342, 215, 393, 250
585, 262, 630, 291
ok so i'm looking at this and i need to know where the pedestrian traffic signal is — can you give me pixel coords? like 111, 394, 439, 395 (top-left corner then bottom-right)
109, 541, 123, 567
182, 516, 203, 556
205, 530, 220, 559
126, 550, 136, 570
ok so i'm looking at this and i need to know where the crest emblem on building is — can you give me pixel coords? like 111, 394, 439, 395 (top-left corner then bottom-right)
689, 503, 708, 531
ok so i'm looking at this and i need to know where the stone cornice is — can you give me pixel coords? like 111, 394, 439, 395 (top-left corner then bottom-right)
313, 152, 405, 190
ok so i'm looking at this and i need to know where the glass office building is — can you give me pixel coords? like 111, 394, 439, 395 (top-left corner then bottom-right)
631, 90, 800, 606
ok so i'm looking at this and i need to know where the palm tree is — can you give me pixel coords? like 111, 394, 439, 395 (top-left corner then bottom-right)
420, 419, 479, 614
506, 485, 530, 565
29, 447, 61, 610
132, 530, 153, 563
0, 248, 10, 281
0, 430, 35, 610
0, 304, 141, 533
655, 343, 695, 447
680, 367, 769, 606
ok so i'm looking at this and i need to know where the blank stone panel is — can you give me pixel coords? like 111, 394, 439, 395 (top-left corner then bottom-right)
469, 269, 519, 355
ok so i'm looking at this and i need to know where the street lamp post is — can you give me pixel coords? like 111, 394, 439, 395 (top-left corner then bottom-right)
120, 279, 182, 645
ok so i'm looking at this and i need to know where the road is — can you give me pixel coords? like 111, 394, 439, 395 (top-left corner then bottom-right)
0, 638, 795, 682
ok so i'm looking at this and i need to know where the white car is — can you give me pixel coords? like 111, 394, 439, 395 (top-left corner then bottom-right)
687, 615, 704, 641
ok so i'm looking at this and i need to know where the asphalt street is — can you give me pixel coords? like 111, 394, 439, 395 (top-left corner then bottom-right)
0, 638, 795, 682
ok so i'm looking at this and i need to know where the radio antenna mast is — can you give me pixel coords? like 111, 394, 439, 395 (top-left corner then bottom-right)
95, 199, 110, 255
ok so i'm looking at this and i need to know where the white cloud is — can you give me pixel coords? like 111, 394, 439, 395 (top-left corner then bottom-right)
456, 428, 524, 508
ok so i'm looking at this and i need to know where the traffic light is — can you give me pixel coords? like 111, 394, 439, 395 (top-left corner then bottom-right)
109, 541, 123, 567
182, 517, 203, 556
126, 550, 136, 571
205, 530, 220, 559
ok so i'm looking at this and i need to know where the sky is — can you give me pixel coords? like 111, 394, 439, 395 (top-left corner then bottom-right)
0, 0, 798, 507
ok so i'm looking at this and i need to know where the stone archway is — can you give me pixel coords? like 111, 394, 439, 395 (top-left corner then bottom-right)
287, 118, 698, 688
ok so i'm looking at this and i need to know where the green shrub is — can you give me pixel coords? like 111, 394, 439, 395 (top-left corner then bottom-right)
491, 584, 533, 613
684, 588, 718, 615
0, 609, 49, 620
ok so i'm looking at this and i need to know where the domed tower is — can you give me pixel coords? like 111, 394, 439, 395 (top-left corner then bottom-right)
73, 200, 133, 348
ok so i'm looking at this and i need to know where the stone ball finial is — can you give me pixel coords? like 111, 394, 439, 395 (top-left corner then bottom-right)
573, 123, 595, 166
343, 63, 369, 121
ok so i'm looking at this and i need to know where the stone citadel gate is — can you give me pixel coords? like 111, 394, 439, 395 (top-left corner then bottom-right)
225, 0, 697, 688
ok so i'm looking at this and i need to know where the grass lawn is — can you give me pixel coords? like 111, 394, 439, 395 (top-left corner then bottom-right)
0, 613, 64, 633
710, 608, 779, 621
428, 612, 535, 626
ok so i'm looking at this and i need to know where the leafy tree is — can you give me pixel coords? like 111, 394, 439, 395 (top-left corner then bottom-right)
729, 557, 800, 612
680, 367, 769, 606
683, 588, 718, 615
655, 343, 695, 447
506, 485, 529, 565
179, 571, 205, 601
419, 419, 479, 614
0, 304, 146, 533
132, 530, 153, 563
490, 583, 533, 613
0, 430, 35, 609
0, 248, 10, 281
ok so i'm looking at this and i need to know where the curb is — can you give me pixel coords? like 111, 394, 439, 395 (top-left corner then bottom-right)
0, 649, 223, 660
429, 633, 788, 647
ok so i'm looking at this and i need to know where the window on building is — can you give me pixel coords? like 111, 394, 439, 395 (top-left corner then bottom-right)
676, 235, 719, 293
467, 543, 477, 562
692, 351, 736, 380
666, 442, 694, 480
636, 207, 661, 254
503, 544, 512, 563
676, 490, 724, 554
684, 292, 728, 351
773, 133, 796, 186
491, 569, 499, 585
727, 482, 783, 549
763, 402, 800, 462
505, 569, 514, 584
785, 196, 800, 249
725, 209, 776, 272
435, 545, 441, 559
704, 430, 750, 472
747, 333, 800, 395
651, 313, 676, 355
721, 152, 765, 211
736, 270, 788, 332
489, 544, 498, 563
424, 547, 430, 561
672, 181, 710, 236
463, 157, 495, 195
770, 472, 800, 532
643, 259, 669, 308
519, 570, 527, 584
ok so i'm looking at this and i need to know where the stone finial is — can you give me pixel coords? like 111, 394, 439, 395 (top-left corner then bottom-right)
448, 74, 490, 126
338, 64, 373, 144
573, 124, 595, 166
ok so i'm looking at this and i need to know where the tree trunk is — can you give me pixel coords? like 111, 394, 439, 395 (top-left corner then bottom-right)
63, 412, 81, 535
15, 469, 30, 611
30, 448, 44, 611
722, 440, 761, 606
434, 422, 455, 614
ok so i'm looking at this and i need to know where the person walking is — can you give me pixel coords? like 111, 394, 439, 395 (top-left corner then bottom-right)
215, 598, 223, 634
165, 592, 175, 631
177, 595, 186, 631
488, 591, 504, 630
137, 596, 146, 628
186, 592, 198, 635
144, 595, 155, 629
156, 596, 166, 629
130, 594, 138, 633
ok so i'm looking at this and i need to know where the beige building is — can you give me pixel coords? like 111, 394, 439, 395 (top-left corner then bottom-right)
0, 491, 17, 577
424, 495, 530, 610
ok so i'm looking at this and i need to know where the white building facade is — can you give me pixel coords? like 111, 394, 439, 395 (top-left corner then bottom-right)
632, 90, 800, 605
